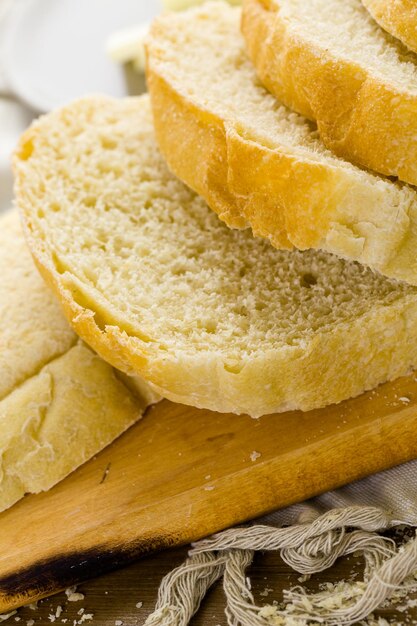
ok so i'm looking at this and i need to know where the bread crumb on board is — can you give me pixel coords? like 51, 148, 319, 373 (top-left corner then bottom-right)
0, 614, 16, 623
259, 586, 274, 597
65, 587, 85, 602
399, 396, 411, 404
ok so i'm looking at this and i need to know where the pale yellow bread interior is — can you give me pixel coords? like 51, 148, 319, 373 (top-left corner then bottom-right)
146, 2, 417, 285
14, 95, 417, 417
0, 210, 155, 513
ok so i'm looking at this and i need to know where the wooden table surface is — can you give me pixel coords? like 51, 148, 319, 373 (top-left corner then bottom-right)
10, 544, 417, 625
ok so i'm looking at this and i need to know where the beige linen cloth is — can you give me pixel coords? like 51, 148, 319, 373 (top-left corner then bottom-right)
2, 19, 417, 625
142, 463, 417, 626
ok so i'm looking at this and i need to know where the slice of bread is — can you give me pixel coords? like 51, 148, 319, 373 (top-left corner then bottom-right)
0, 210, 154, 513
146, 2, 417, 285
242, 0, 417, 187
362, 0, 417, 54
0, 212, 75, 400
14, 94, 417, 417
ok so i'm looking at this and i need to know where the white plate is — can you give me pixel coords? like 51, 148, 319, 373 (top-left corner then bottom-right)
2, 0, 159, 113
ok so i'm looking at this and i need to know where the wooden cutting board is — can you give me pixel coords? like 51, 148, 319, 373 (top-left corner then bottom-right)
2, 371, 417, 612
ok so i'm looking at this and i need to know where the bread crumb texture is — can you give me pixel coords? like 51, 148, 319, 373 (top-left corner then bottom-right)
146, 2, 417, 285
0, 212, 149, 513
14, 95, 417, 416
0, 212, 75, 400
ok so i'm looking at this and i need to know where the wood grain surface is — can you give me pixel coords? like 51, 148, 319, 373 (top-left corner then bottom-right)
2, 371, 417, 613
10, 545, 417, 625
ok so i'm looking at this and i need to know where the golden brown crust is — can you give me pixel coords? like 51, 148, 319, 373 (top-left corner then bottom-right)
13, 96, 417, 417
147, 70, 251, 232
362, 0, 417, 53
242, 0, 417, 186
146, 13, 417, 285
21, 227, 417, 417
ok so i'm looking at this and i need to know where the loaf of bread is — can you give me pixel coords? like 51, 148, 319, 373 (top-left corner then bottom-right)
146, 2, 417, 285
362, 0, 417, 54
0, 211, 156, 513
14, 94, 417, 417
242, 0, 417, 187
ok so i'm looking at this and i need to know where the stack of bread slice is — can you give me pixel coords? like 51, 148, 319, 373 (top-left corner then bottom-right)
146, 2, 417, 283
13, 0, 417, 422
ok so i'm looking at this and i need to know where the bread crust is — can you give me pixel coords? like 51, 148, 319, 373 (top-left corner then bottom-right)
362, 0, 417, 53
242, 0, 417, 187
0, 211, 152, 513
23, 225, 417, 417
146, 13, 417, 285
14, 96, 417, 417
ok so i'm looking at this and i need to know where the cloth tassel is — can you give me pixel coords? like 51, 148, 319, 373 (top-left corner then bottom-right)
281, 529, 396, 575
143, 506, 417, 626
190, 507, 393, 555
222, 549, 264, 626
143, 552, 227, 626
284, 533, 417, 624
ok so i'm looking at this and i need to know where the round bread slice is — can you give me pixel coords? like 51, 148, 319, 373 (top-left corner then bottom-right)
361, 0, 417, 55
242, 0, 417, 187
146, 2, 417, 285
14, 94, 417, 417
